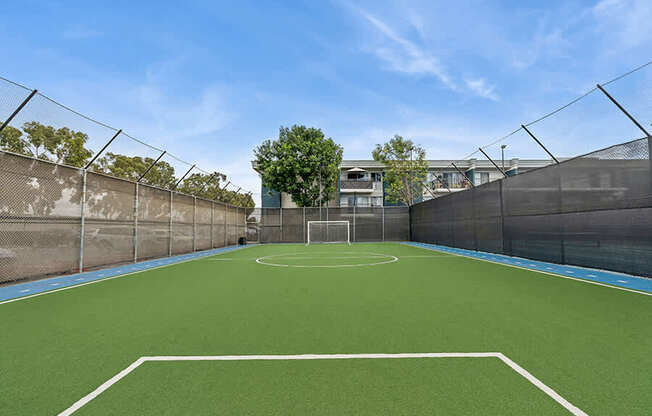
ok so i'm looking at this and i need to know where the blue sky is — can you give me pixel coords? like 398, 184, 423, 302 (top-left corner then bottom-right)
1, 0, 650, 205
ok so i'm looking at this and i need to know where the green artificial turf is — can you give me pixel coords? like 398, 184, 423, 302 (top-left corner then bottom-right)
1, 243, 651, 415
79, 358, 568, 415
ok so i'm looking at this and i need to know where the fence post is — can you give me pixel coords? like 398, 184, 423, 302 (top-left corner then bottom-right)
472, 188, 478, 251
303, 207, 306, 243
499, 179, 509, 256
168, 191, 173, 256
193, 196, 196, 252
326, 205, 329, 242
210, 201, 214, 249
353, 203, 356, 243
79, 169, 87, 272
381, 206, 385, 241
133, 183, 138, 262
280, 207, 283, 242
224, 204, 227, 247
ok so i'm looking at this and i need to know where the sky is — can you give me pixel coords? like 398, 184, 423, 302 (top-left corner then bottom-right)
1, 0, 651, 205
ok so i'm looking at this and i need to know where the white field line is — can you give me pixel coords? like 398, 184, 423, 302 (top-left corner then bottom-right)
0, 247, 254, 306
207, 254, 456, 262
256, 252, 399, 268
407, 244, 651, 297
57, 352, 587, 416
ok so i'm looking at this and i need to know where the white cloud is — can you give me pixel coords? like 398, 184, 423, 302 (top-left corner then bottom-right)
356, 9, 456, 90
464, 78, 499, 101
137, 83, 232, 140
592, 0, 652, 48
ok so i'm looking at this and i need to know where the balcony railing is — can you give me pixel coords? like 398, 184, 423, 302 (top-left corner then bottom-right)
340, 180, 374, 190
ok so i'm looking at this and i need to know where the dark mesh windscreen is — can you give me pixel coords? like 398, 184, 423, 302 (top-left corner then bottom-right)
410, 137, 652, 277
257, 207, 409, 243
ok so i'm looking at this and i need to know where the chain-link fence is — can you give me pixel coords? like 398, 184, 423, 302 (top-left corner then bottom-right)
411, 136, 652, 277
247, 206, 409, 243
0, 151, 246, 284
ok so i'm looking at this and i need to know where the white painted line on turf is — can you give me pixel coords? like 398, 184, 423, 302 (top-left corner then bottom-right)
256, 252, 398, 268
495, 353, 587, 416
406, 243, 651, 297
58, 352, 587, 416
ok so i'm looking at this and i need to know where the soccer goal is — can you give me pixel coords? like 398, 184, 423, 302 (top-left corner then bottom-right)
306, 221, 351, 245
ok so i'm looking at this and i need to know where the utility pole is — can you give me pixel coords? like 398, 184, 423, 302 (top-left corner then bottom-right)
501, 145, 506, 172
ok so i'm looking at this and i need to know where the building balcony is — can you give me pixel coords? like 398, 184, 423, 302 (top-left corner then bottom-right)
340, 180, 375, 191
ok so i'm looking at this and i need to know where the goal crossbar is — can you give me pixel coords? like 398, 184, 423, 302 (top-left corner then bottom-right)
306, 221, 350, 245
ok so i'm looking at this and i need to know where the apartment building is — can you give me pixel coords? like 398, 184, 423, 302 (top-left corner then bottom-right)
253, 158, 555, 208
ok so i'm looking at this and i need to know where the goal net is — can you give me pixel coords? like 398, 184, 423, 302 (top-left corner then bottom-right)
307, 221, 351, 245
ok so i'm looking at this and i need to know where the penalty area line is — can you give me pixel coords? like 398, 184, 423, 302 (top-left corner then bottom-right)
57, 352, 587, 416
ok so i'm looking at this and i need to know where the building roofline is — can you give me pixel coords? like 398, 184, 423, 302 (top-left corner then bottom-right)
252, 158, 566, 172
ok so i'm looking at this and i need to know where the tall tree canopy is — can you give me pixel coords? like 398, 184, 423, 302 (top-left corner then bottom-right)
94, 152, 177, 189
372, 135, 428, 206
1, 121, 253, 208
0, 122, 93, 167
177, 172, 254, 207
254, 125, 343, 207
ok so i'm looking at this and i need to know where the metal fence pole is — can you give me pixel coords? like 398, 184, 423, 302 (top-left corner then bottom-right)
521, 125, 559, 164
134, 183, 138, 262
326, 205, 329, 242
193, 196, 196, 252
280, 207, 283, 242
303, 206, 306, 243
478, 148, 507, 178
353, 203, 356, 243
168, 191, 173, 256
596, 84, 650, 137
210, 201, 214, 249
0, 89, 37, 134
79, 169, 87, 272
382, 206, 385, 242
85, 129, 122, 170
224, 204, 227, 247
499, 179, 508, 256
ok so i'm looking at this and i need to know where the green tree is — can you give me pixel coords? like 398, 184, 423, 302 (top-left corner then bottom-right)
372, 135, 428, 206
94, 152, 177, 188
0, 125, 30, 154
254, 125, 343, 207
178, 172, 227, 200
0, 121, 93, 167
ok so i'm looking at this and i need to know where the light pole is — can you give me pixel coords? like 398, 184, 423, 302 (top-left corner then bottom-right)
501, 144, 507, 173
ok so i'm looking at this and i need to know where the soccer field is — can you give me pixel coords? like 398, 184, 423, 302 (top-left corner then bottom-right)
1, 243, 650, 415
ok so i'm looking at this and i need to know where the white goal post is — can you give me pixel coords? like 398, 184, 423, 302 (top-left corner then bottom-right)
306, 221, 351, 245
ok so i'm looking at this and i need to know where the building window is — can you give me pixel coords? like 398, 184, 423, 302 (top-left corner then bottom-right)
370, 172, 382, 182
347, 172, 365, 180
372, 196, 383, 206
356, 196, 370, 206
437, 172, 465, 188
476, 172, 490, 185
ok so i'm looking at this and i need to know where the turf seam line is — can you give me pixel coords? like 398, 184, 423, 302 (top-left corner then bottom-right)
405, 242, 651, 296
0, 245, 255, 306
57, 352, 587, 416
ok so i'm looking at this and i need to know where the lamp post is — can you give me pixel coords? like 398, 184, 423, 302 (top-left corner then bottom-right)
501, 144, 507, 173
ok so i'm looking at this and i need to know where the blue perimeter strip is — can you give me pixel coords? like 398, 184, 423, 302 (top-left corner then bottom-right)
404, 242, 652, 294
0, 245, 251, 303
